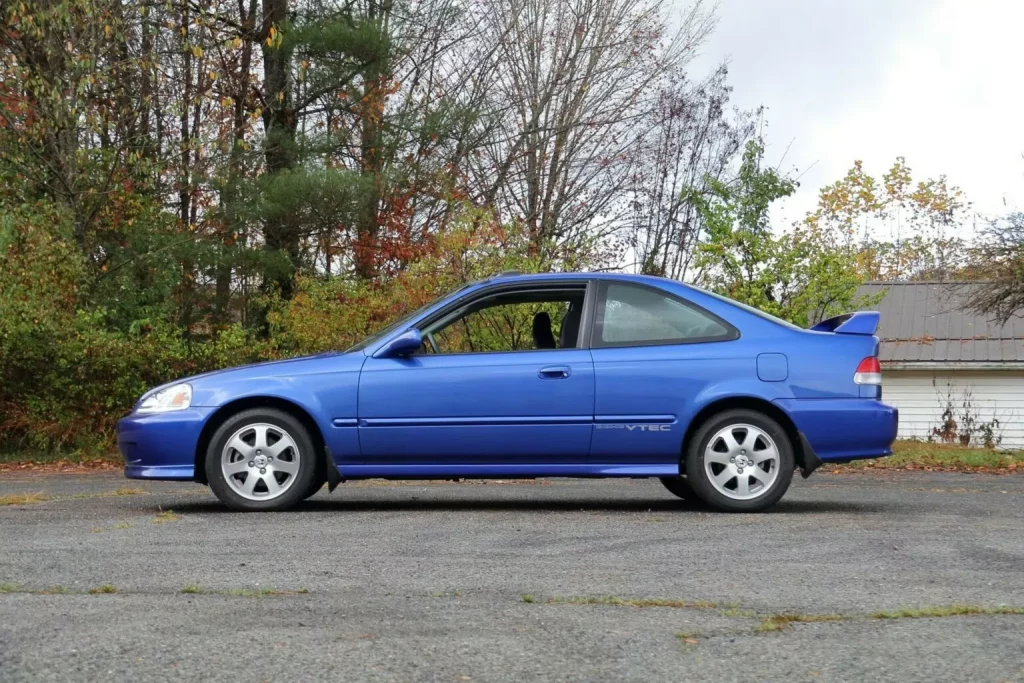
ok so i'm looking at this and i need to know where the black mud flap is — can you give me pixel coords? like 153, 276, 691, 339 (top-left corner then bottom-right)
324, 446, 343, 492
797, 432, 823, 479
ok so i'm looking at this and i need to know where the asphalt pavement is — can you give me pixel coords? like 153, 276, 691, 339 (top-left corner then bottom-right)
1, 471, 1022, 682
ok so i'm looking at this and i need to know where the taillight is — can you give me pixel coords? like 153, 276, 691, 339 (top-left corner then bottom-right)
853, 356, 882, 385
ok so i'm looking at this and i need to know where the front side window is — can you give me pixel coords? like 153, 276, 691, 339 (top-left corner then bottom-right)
421, 286, 586, 354
593, 283, 735, 347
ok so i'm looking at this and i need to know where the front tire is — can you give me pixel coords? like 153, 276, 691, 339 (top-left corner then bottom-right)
659, 476, 697, 501
685, 409, 794, 512
206, 408, 317, 512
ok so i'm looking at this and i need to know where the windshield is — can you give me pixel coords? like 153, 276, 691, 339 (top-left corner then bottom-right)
345, 283, 474, 353
690, 285, 803, 331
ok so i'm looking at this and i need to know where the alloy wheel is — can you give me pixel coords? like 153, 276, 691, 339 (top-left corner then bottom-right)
220, 423, 301, 501
703, 423, 780, 500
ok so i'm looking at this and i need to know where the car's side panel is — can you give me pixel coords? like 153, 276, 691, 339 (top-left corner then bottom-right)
357, 350, 596, 464
190, 354, 365, 467
590, 345, 796, 463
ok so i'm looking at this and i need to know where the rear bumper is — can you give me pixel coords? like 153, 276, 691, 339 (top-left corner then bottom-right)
774, 398, 898, 462
117, 408, 215, 481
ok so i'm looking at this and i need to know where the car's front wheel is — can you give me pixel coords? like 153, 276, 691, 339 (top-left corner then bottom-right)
659, 476, 698, 501
684, 409, 794, 512
206, 408, 317, 512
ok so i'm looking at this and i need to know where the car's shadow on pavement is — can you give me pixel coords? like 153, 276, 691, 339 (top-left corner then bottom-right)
159, 497, 892, 515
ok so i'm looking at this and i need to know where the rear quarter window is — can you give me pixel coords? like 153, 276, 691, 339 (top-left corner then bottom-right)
594, 283, 737, 347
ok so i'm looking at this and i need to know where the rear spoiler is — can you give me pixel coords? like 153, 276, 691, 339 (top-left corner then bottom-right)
810, 311, 880, 336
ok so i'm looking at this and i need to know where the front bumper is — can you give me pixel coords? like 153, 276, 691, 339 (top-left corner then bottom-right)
117, 407, 216, 480
774, 398, 898, 462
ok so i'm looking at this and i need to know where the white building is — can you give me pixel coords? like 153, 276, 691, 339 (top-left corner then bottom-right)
857, 282, 1024, 449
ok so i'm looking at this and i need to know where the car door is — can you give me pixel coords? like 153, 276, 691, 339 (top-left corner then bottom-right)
355, 282, 596, 467
588, 281, 740, 465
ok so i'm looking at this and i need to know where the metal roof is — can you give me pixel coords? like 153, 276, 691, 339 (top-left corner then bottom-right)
856, 282, 1024, 365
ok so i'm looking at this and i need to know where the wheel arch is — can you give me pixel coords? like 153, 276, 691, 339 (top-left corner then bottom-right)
680, 396, 809, 474
193, 396, 327, 485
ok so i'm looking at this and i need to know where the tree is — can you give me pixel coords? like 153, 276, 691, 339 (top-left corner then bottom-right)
689, 139, 869, 326
964, 212, 1024, 323
625, 66, 753, 279
806, 158, 972, 281
471, 0, 716, 264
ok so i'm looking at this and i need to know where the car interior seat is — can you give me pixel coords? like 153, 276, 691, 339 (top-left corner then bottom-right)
559, 301, 582, 349
532, 312, 556, 349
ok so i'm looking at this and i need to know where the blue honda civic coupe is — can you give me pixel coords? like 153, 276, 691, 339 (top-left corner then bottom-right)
118, 272, 897, 512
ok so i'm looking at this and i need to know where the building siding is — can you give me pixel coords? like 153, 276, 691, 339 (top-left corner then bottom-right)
883, 370, 1024, 449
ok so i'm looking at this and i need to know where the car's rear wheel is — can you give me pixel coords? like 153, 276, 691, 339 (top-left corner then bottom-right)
684, 409, 794, 512
206, 408, 317, 512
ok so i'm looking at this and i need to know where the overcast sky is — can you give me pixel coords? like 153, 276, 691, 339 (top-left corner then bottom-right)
686, 0, 1024, 233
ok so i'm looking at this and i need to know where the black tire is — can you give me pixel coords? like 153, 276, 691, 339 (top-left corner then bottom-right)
684, 409, 794, 512
659, 476, 697, 501
205, 408, 318, 512
301, 477, 325, 501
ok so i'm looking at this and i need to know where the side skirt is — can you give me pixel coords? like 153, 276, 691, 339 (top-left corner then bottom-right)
336, 463, 679, 479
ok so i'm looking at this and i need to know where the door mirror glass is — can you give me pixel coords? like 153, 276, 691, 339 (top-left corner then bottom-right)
374, 328, 423, 358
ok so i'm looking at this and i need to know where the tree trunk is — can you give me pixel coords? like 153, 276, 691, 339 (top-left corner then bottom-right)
261, 0, 299, 299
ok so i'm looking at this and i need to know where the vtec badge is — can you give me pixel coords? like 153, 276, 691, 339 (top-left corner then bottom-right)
596, 424, 672, 432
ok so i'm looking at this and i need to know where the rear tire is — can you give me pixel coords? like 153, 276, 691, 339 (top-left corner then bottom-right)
206, 408, 317, 512
685, 409, 794, 512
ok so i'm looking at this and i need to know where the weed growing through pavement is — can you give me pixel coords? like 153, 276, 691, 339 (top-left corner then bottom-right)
0, 493, 50, 506
540, 595, 720, 610
153, 509, 181, 524
872, 605, 1024, 619
0, 488, 145, 507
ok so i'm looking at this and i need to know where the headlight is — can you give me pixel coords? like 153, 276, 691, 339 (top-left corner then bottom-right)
137, 384, 192, 413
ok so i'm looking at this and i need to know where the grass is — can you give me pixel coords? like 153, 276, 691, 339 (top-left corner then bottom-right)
0, 448, 120, 469
832, 440, 1024, 472
755, 605, 1024, 632
0, 492, 50, 506
758, 613, 847, 631
0, 488, 145, 507
1, 583, 313, 597
152, 509, 181, 524
0, 584, 68, 595
226, 588, 282, 597
535, 595, 720, 610
530, 594, 1024, 637
871, 605, 1024, 619
110, 486, 145, 496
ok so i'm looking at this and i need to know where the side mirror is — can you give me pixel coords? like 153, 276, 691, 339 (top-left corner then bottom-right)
374, 328, 423, 358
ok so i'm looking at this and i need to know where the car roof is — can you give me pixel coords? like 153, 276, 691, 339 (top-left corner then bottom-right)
482, 271, 686, 288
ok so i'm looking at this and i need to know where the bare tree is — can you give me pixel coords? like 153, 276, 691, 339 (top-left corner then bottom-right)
469, 0, 716, 264
624, 64, 752, 279
965, 212, 1024, 323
